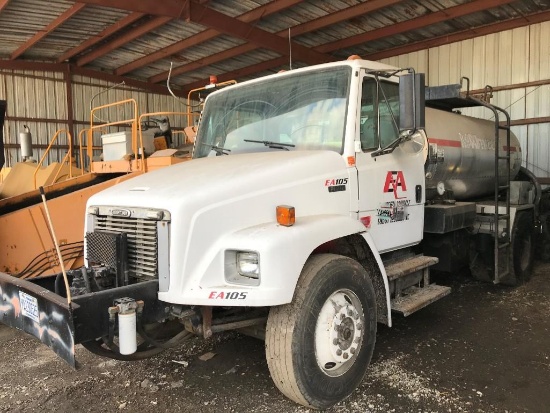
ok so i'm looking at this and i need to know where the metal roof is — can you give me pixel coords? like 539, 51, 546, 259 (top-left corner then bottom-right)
0, 0, 548, 94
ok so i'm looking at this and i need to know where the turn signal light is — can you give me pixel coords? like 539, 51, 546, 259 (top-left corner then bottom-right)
276, 205, 295, 227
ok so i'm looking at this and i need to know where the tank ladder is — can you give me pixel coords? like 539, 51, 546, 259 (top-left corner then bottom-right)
463, 83, 512, 283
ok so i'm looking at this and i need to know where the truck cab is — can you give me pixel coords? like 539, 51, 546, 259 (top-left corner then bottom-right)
0, 58, 538, 410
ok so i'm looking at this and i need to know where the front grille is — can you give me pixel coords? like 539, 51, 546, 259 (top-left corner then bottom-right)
95, 216, 158, 279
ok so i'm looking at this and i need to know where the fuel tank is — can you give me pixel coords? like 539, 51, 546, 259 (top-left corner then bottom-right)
424, 107, 522, 200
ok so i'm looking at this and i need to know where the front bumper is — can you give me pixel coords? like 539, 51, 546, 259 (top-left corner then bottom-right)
0, 272, 165, 367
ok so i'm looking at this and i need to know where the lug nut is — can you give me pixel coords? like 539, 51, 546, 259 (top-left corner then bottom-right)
350, 347, 356, 354
343, 352, 349, 359
333, 338, 339, 345
348, 309, 353, 317
356, 323, 362, 330
354, 313, 360, 320
336, 349, 342, 356
354, 337, 361, 344
340, 313, 345, 320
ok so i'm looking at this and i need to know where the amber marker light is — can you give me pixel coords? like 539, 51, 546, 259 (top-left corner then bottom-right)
276, 205, 295, 227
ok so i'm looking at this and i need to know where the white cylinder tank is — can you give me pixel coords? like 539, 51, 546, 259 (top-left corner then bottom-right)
424, 107, 522, 200
117, 311, 137, 355
19, 125, 33, 159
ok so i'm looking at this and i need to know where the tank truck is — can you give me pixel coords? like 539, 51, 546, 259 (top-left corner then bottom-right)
0, 58, 544, 409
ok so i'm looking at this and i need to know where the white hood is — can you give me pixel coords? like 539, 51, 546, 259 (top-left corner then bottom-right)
87, 150, 355, 304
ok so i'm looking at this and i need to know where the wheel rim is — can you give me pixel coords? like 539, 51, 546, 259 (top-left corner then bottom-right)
314, 288, 364, 377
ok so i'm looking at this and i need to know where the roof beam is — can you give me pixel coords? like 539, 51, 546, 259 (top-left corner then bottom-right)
77, 0, 333, 65
115, 0, 303, 76
316, 0, 518, 53
76, 16, 171, 66
10, 3, 86, 60
179, 8, 550, 94
149, 0, 401, 84
0, 60, 179, 96
365, 9, 550, 61
57, 11, 144, 63
0, 0, 11, 12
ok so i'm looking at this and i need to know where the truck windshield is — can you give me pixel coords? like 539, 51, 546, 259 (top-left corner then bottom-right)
193, 66, 351, 158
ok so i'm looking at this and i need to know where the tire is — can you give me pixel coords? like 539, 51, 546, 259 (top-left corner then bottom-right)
265, 254, 377, 409
502, 210, 535, 286
470, 211, 535, 286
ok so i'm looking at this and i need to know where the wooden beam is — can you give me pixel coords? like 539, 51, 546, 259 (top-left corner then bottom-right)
76, 0, 333, 65
10, 3, 86, 60
149, 0, 401, 84
76, 16, 171, 66
57, 12, 145, 63
115, 0, 304, 76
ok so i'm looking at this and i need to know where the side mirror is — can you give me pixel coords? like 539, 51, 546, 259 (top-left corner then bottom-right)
399, 73, 425, 132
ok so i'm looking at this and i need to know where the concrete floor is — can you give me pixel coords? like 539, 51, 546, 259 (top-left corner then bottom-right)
0, 261, 548, 412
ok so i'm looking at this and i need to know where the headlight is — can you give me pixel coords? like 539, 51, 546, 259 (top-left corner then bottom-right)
237, 251, 260, 279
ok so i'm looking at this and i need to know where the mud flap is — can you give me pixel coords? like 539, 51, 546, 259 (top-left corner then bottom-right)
0, 272, 77, 367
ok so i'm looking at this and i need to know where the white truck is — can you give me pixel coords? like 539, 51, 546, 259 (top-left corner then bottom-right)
0, 58, 544, 409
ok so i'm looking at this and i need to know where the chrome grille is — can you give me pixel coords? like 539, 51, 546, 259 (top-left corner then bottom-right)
95, 216, 158, 279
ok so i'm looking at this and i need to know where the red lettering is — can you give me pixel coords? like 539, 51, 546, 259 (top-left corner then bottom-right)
383, 171, 407, 199
208, 292, 216, 299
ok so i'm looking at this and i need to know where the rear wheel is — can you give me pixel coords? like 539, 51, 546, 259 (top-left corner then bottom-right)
469, 210, 535, 286
502, 210, 535, 285
265, 254, 377, 409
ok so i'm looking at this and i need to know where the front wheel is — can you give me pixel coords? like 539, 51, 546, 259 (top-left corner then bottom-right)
265, 254, 377, 409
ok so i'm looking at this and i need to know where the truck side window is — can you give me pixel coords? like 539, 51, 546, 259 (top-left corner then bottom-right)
360, 77, 401, 152
360, 78, 377, 151
379, 81, 400, 148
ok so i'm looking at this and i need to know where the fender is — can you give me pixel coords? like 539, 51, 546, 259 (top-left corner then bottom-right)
160, 214, 391, 310
360, 232, 392, 327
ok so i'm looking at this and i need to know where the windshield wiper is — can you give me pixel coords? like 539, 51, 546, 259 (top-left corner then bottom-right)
200, 142, 231, 155
244, 139, 295, 151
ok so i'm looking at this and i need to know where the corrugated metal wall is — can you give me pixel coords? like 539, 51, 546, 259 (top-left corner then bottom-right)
1, 21, 548, 176
0, 71, 193, 168
380, 21, 550, 178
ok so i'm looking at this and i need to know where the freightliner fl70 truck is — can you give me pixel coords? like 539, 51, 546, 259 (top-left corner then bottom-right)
0, 58, 545, 409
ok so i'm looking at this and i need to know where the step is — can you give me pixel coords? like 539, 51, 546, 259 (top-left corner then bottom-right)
391, 284, 451, 316
385, 255, 439, 282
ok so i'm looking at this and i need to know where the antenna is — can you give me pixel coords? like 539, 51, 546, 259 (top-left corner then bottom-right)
288, 28, 292, 70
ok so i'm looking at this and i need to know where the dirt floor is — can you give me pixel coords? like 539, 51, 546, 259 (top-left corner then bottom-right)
0, 262, 549, 413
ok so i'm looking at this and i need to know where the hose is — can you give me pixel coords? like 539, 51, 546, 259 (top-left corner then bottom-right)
82, 326, 193, 361
519, 166, 541, 216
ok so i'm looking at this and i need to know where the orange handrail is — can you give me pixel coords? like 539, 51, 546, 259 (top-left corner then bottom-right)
33, 129, 73, 189
89, 99, 139, 169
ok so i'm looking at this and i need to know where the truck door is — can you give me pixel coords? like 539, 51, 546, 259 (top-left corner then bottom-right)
355, 72, 426, 253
